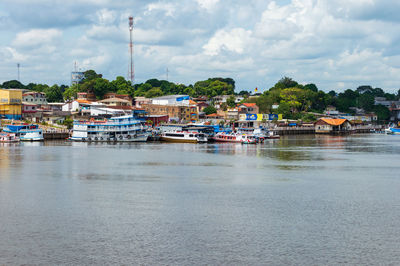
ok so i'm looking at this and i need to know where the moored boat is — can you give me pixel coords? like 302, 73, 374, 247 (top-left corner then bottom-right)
160, 131, 208, 143
3, 124, 44, 141
69, 114, 150, 142
0, 133, 20, 143
386, 126, 400, 135
265, 131, 280, 139
213, 132, 257, 144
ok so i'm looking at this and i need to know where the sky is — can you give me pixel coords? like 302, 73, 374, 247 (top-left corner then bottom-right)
0, 0, 400, 93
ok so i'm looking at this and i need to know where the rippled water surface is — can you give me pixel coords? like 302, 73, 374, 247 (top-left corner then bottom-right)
1, 134, 400, 265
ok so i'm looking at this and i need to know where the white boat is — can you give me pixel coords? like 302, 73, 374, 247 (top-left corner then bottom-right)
0, 133, 20, 143
160, 131, 208, 143
3, 124, 44, 141
385, 126, 400, 135
213, 132, 257, 144
69, 114, 150, 142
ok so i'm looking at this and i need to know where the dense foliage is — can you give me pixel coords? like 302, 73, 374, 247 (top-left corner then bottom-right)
244, 77, 399, 121
2, 71, 399, 122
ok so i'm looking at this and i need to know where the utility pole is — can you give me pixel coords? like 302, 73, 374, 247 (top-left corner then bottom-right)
166, 67, 169, 81
129, 16, 134, 85
17, 63, 20, 82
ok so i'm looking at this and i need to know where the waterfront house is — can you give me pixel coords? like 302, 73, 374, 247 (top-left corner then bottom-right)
134, 97, 152, 108
103, 93, 133, 103
213, 95, 244, 109
98, 98, 132, 109
0, 88, 22, 119
315, 118, 352, 134
22, 91, 48, 106
77, 92, 96, 101
238, 103, 259, 114
324, 106, 339, 116
226, 108, 239, 120
22, 102, 37, 118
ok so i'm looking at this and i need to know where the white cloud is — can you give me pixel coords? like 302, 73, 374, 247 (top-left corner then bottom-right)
95, 8, 117, 25
196, 0, 219, 12
0, 0, 399, 91
12, 29, 62, 48
203, 28, 252, 56
145, 3, 176, 17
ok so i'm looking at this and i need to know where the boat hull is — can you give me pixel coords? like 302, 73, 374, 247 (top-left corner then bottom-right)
160, 137, 199, 143
213, 138, 242, 143
69, 134, 149, 142
0, 140, 20, 143
388, 127, 400, 135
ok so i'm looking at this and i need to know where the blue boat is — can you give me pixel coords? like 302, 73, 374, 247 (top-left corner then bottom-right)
387, 127, 400, 135
69, 114, 149, 142
3, 124, 44, 141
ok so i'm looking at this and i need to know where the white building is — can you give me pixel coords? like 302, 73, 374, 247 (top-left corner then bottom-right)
22, 91, 48, 105
151, 95, 190, 106
62, 101, 81, 112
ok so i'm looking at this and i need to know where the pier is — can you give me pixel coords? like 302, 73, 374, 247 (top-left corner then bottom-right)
43, 129, 70, 140
272, 125, 383, 136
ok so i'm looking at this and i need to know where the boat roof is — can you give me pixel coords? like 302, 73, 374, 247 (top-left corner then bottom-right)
109, 115, 135, 120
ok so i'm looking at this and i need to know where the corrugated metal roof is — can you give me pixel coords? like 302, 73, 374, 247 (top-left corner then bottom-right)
320, 118, 348, 126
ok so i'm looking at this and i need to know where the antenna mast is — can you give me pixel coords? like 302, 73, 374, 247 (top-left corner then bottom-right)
129, 16, 134, 85
17, 63, 20, 82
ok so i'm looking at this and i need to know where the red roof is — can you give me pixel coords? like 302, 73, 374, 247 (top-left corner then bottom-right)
76, 99, 92, 104
206, 113, 221, 117
242, 103, 256, 107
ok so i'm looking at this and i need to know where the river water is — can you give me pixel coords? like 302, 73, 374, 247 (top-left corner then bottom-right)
1, 134, 400, 265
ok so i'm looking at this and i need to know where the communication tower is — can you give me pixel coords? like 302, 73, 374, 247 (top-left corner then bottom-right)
129, 16, 134, 84
71, 61, 84, 85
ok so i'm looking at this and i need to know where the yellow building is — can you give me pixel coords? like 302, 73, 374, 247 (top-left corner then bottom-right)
0, 89, 23, 119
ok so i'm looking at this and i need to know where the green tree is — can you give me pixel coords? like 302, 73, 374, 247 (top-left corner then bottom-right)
63, 84, 81, 100
44, 85, 64, 102
63, 117, 74, 129
304, 83, 318, 92
276, 102, 291, 118
145, 87, 163, 98
301, 113, 316, 122
280, 88, 307, 112
358, 93, 374, 111
2, 80, 25, 89
81, 70, 102, 83
238, 90, 250, 96
203, 106, 217, 115
134, 83, 153, 96
226, 95, 236, 108
93, 78, 111, 99
32, 84, 49, 92
273, 77, 298, 89
111, 76, 133, 96
193, 78, 234, 97
373, 105, 390, 121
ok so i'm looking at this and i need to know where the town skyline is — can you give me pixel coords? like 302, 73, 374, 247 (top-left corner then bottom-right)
1, 0, 400, 93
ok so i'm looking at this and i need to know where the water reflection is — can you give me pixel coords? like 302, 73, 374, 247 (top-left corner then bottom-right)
2, 134, 400, 265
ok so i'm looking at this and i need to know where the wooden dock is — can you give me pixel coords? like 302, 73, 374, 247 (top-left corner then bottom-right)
43, 131, 70, 140
272, 125, 383, 136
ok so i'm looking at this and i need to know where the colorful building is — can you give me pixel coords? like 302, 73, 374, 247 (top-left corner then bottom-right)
0, 89, 23, 119
142, 104, 198, 123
